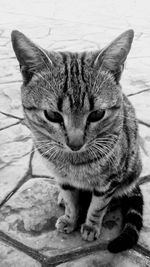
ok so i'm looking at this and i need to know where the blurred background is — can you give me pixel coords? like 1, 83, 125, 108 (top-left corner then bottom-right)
1, 0, 150, 112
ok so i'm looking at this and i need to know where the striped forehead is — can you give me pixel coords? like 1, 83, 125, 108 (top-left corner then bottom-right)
58, 52, 94, 112
61, 93, 91, 114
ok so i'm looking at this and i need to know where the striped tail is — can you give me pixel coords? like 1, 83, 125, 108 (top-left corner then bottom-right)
108, 185, 143, 253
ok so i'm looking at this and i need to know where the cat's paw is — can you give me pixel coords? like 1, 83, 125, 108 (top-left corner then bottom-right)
55, 215, 76, 234
81, 223, 100, 241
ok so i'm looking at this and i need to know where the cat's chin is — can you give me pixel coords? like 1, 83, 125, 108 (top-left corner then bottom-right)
65, 149, 82, 154
60, 149, 102, 165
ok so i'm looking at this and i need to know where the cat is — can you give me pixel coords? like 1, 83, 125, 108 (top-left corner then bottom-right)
11, 29, 143, 253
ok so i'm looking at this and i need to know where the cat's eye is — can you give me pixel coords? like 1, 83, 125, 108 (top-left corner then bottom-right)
44, 110, 63, 123
87, 110, 105, 123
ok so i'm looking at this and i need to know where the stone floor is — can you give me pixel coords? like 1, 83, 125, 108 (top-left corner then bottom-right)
1, 0, 150, 266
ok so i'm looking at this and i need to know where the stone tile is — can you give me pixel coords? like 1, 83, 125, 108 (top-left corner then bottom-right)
0, 178, 122, 262
139, 124, 150, 177
122, 72, 150, 97
0, 113, 18, 130
58, 250, 149, 267
57, 251, 117, 267
0, 179, 64, 251
0, 121, 32, 203
0, 124, 32, 169
0, 241, 40, 267
32, 151, 52, 177
0, 83, 23, 118
0, 155, 30, 203
129, 91, 150, 125
0, 59, 21, 84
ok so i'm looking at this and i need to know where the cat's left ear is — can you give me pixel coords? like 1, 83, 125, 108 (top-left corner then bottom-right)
95, 29, 134, 82
11, 30, 52, 84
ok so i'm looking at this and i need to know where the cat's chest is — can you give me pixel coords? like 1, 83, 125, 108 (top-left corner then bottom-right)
41, 154, 107, 190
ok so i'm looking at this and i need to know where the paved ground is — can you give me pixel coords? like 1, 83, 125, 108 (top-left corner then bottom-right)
1, 0, 150, 266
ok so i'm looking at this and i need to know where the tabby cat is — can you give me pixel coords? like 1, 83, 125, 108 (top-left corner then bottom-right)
11, 29, 143, 253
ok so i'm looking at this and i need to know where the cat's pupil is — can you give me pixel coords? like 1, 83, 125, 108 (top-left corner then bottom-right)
87, 110, 105, 123
44, 110, 63, 123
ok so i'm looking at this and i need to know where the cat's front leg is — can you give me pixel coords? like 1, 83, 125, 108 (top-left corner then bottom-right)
81, 190, 111, 241
56, 184, 79, 234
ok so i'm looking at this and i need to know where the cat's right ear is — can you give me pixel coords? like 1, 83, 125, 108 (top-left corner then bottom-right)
94, 29, 134, 82
11, 30, 52, 83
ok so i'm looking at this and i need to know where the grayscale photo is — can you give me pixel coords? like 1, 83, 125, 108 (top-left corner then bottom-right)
0, 0, 150, 266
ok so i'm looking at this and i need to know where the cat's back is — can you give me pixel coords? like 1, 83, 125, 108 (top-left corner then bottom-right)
122, 93, 142, 177
122, 93, 138, 134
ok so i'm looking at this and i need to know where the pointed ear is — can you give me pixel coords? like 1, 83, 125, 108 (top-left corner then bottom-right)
95, 29, 134, 82
11, 30, 52, 83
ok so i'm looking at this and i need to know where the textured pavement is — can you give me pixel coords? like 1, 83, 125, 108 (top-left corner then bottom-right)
1, 0, 150, 266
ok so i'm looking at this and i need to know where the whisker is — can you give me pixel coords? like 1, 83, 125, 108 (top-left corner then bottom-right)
90, 134, 120, 176
92, 144, 119, 175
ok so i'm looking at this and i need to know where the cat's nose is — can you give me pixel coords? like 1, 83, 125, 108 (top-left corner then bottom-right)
67, 129, 84, 151
69, 143, 83, 151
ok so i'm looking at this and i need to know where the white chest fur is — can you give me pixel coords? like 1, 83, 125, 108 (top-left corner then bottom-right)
40, 152, 108, 191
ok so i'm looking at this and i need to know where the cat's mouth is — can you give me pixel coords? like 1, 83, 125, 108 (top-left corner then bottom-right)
59, 145, 104, 165
35, 138, 114, 166
37, 143, 101, 165
35, 133, 118, 166
64, 143, 86, 153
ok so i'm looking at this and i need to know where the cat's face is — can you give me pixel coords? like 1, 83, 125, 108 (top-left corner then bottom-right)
11, 30, 134, 164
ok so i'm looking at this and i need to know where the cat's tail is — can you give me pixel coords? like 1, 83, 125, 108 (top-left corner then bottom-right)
107, 185, 143, 253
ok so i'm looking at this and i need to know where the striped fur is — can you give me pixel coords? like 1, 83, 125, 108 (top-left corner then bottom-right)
108, 186, 143, 253
12, 29, 143, 253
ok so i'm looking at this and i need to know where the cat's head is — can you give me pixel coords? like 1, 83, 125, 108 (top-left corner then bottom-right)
11, 30, 134, 165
